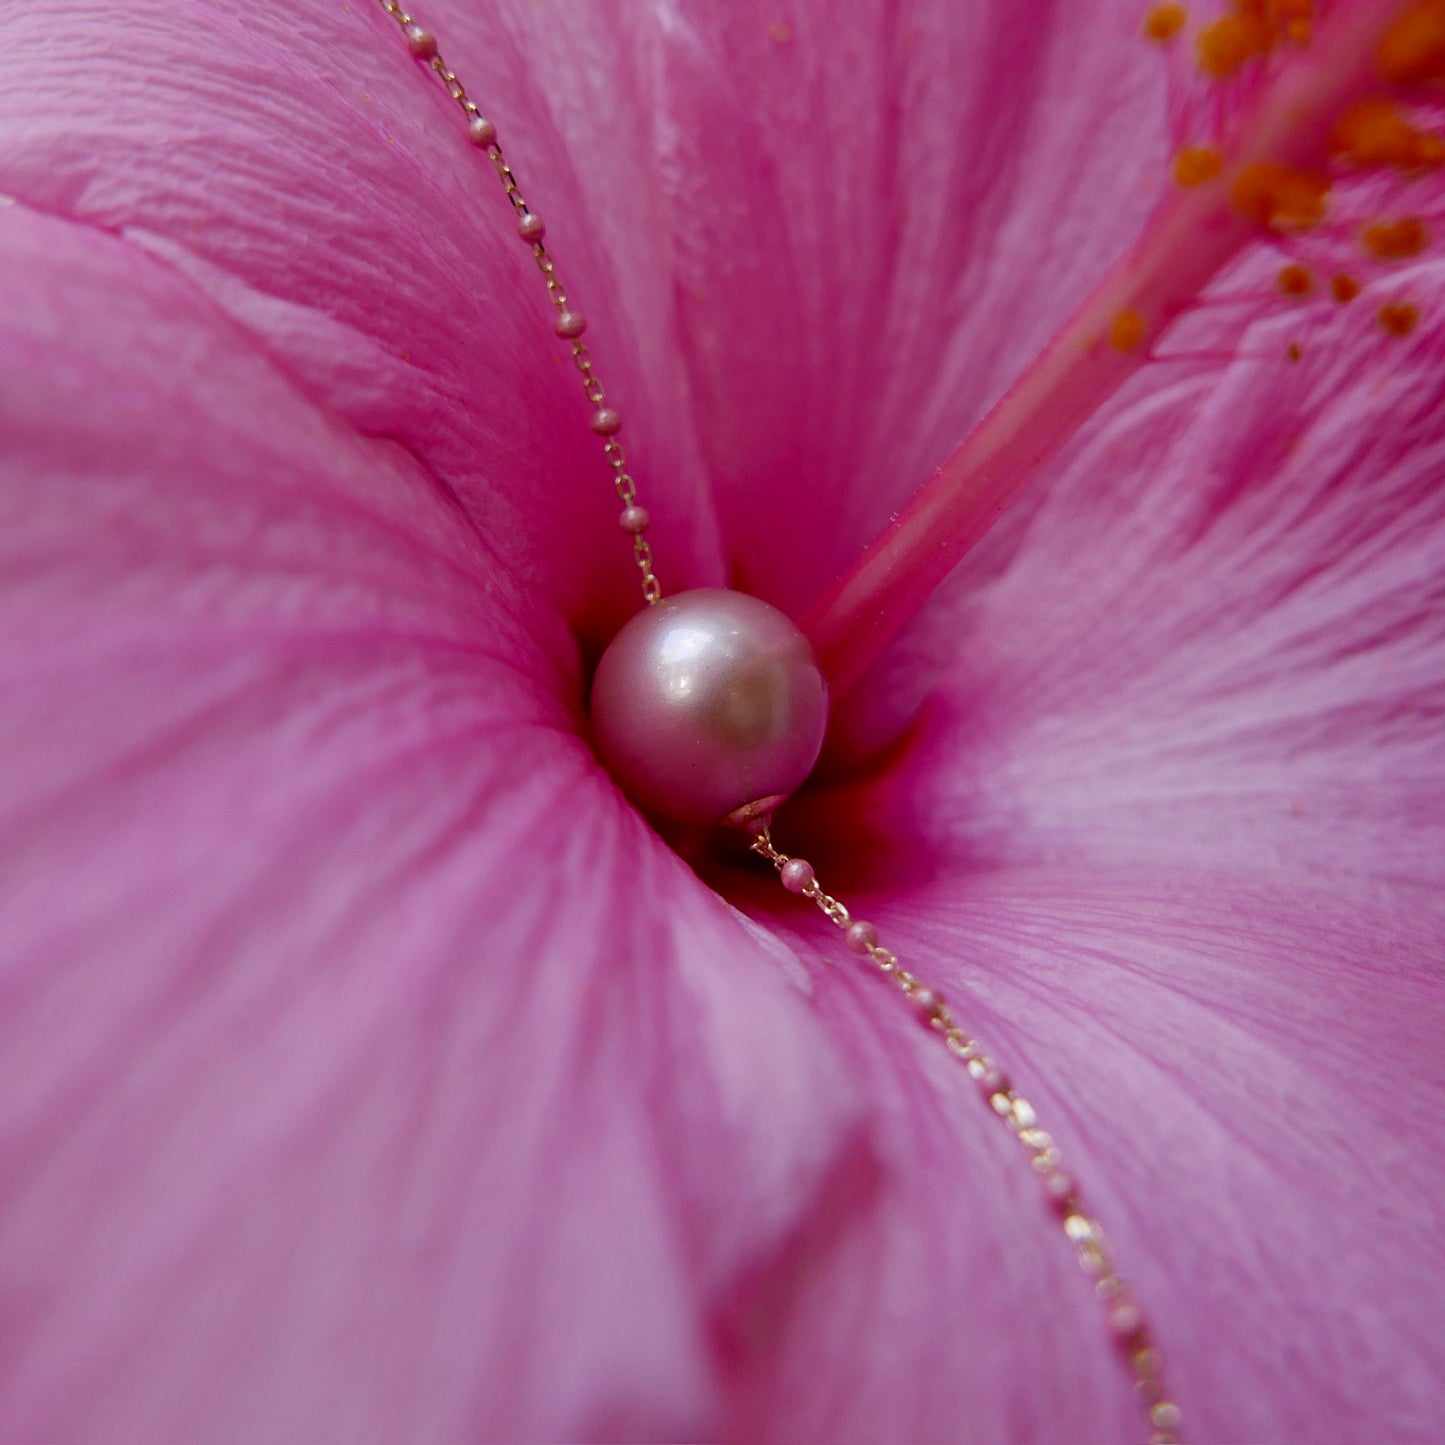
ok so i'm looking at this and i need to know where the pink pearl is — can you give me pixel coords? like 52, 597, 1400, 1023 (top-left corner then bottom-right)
554, 310, 587, 338
518, 212, 545, 243
618, 505, 650, 534
468, 116, 497, 147
1042, 1171, 1077, 1214
910, 986, 944, 1020
844, 920, 878, 954
1151, 1402, 1183, 1433
404, 23, 437, 57
780, 859, 815, 894
590, 407, 622, 436
1108, 1299, 1148, 1347
591, 591, 828, 825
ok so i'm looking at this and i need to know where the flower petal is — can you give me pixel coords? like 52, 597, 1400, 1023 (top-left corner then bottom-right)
0, 1, 1178, 630
0, 204, 863, 1441
643, 0, 1172, 610
0, 0, 727, 641
756, 251, 1445, 1441
737, 864, 1445, 1442
873, 255, 1445, 903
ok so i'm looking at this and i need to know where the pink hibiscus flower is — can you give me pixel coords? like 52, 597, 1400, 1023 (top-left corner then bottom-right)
2, 0, 1443, 1440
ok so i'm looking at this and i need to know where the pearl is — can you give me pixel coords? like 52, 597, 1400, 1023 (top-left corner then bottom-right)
780, 858, 816, 894
1151, 1402, 1184, 1433
909, 985, 944, 1021
1042, 1170, 1077, 1214
589, 588, 828, 826
404, 24, 437, 57
1108, 1299, 1148, 1347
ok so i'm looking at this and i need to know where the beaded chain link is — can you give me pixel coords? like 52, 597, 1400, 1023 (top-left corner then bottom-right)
377, 0, 661, 605
751, 830, 1184, 1443
375, 5, 1182, 1439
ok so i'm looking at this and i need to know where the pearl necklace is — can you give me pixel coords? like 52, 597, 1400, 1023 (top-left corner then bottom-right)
376, 5, 1184, 1439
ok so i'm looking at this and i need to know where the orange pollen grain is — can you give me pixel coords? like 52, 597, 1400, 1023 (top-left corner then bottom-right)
1286, 342, 1303, 362
1174, 145, 1225, 185
1110, 310, 1147, 351
1331, 98, 1443, 171
1231, 162, 1331, 230
1330, 273, 1361, 303
1197, 12, 1277, 77
1378, 300, 1420, 336
1274, 0, 1316, 44
1277, 263, 1314, 296
1361, 216, 1430, 259
1378, 1, 1445, 86
1144, 3, 1188, 41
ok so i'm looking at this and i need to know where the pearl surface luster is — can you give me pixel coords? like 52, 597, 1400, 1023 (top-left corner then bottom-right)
589, 588, 828, 825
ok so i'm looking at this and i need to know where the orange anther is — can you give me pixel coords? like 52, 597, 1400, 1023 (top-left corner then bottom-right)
1416, 133, 1445, 166
1330, 273, 1361, 303
1332, 98, 1442, 171
1144, 3, 1188, 41
1377, 1, 1445, 85
1277, 263, 1314, 296
1410, 131, 1445, 165
1197, 13, 1276, 77
1286, 341, 1303, 362
1174, 146, 1225, 185
1361, 217, 1429, 259
1232, 162, 1330, 230
1378, 300, 1420, 336
1109, 310, 1146, 351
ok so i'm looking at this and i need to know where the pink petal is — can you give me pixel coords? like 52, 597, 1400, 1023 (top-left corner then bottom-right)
5, 0, 1444, 1440
0, 0, 728, 645
0, 204, 864, 1441
0, 1, 1175, 632
871, 255, 1445, 901
740, 866, 1445, 1442
645, 0, 1172, 612
761, 255, 1445, 1440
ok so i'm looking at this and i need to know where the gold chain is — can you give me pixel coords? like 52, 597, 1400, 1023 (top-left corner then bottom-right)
376, 0, 662, 606
751, 828, 1185, 1445
376, 5, 1181, 1437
